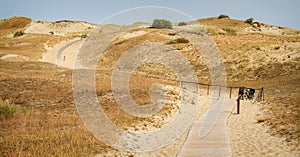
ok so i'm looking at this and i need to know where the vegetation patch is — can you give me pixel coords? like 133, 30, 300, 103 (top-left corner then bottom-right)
245, 18, 254, 24
166, 37, 189, 44
0, 100, 18, 119
13, 30, 25, 37
178, 22, 187, 26
222, 27, 237, 35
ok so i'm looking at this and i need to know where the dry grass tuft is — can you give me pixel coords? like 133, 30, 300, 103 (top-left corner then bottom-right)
0, 100, 18, 119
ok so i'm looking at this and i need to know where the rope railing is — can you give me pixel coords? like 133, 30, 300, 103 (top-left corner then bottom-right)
129, 71, 264, 102
112, 69, 264, 114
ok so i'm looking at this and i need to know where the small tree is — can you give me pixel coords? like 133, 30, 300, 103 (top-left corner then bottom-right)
218, 14, 230, 19
245, 18, 254, 24
151, 19, 173, 29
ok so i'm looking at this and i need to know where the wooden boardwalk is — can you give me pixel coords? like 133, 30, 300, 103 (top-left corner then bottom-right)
177, 99, 235, 157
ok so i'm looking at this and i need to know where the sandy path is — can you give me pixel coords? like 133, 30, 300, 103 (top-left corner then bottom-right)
59, 39, 82, 68
42, 38, 82, 69
228, 101, 300, 156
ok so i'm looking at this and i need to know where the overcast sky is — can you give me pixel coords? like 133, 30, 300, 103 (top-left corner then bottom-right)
1, 0, 299, 29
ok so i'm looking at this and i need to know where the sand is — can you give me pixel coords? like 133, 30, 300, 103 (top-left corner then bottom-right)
0, 54, 32, 61
227, 101, 300, 157
25, 20, 95, 36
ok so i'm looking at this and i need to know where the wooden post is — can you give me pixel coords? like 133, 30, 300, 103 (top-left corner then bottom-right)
261, 87, 264, 101
218, 86, 221, 98
237, 96, 240, 114
207, 85, 209, 95
229, 87, 232, 99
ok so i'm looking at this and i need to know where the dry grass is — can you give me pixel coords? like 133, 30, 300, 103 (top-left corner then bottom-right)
198, 17, 248, 35
0, 61, 116, 156
0, 16, 32, 37
0, 100, 18, 119
1, 110, 110, 156
0, 60, 179, 155
0, 16, 75, 60
0, 34, 73, 59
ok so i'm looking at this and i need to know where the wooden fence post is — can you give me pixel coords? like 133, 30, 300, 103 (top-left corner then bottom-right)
237, 96, 240, 114
261, 87, 264, 101
218, 86, 221, 98
207, 85, 209, 95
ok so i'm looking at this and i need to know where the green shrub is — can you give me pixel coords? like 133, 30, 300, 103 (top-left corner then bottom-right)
218, 14, 230, 19
13, 30, 25, 37
151, 19, 173, 29
0, 100, 18, 119
245, 18, 254, 24
167, 37, 189, 44
178, 22, 187, 26
175, 38, 189, 43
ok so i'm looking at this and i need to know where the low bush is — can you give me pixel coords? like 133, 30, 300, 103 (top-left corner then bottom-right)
245, 18, 254, 24
167, 37, 189, 44
178, 22, 187, 26
218, 14, 230, 19
13, 30, 25, 37
151, 19, 173, 29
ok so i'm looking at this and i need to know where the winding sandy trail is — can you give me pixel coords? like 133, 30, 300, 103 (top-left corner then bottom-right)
42, 38, 83, 69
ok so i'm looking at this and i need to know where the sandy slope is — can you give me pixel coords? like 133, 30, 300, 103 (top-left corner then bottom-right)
25, 20, 95, 36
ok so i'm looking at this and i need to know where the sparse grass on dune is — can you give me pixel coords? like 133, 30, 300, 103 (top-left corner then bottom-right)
198, 17, 248, 35
198, 17, 248, 29
96, 66, 179, 129
0, 109, 111, 156
0, 34, 73, 59
0, 61, 115, 156
0, 59, 181, 156
0, 16, 32, 37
